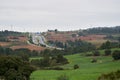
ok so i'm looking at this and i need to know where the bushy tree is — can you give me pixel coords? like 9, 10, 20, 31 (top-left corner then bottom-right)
74, 64, 79, 69
57, 74, 69, 80
100, 41, 111, 49
31, 54, 69, 68
104, 49, 111, 56
56, 54, 69, 64
93, 50, 100, 56
0, 56, 35, 80
98, 70, 120, 80
91, 58, 97, 63
112, 50, 120, 60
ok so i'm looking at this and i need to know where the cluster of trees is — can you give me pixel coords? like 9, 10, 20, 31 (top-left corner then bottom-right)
112, 50, 120, 60
65, 40, 95, 54
0, 47, 41, 59
31, 54, 69, 69
85, 49, 112, 57
79, 26, 120, 35
98, 70, 120, 80
0, 30, 24, 42
28, 35, 34, 44
57, 74, 69, 80
48, 40, 64, 48
100, 41, 119, 49
48, 40, 95, 55
0, 30, 23, 37
0, 56, 35, 80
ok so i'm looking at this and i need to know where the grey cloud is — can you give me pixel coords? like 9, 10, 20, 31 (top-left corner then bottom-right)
0, 0, 120, 32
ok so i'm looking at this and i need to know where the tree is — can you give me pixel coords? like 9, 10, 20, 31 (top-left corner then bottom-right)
93, 50, 100, 56
91, 58, 97, 63
112, 50, 120, 60
118, 37, 120, 48
17, 52, 29, 61
98, 70, 120, 80
104, 49, 111, 56
74, 64, 79, 69
100, 41, 111, 49
118, 37, 120, 43
57, 74, 69, 80
0, 56, 35, 80
56, 54, 69, 64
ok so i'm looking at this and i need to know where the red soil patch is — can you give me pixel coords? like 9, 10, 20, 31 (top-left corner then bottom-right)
7, 36, 28, 42
46, 32, 106, 42
18, 36, 28, 42
79, 35, 106, 41
46, 32, 75, 42
11, 44, 45, 51
0, 42, 11, 47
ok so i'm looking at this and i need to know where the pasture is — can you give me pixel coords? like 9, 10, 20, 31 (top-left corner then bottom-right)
30, 48, 120, 80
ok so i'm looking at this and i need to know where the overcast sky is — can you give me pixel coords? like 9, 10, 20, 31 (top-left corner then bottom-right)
0, 0, 120, 32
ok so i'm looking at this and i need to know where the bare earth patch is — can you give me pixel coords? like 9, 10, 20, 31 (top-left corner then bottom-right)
10, 44, 45, 51
0, 42, 11, 47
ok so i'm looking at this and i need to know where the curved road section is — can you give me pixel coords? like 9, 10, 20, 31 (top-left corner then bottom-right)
29, 33, 64, 50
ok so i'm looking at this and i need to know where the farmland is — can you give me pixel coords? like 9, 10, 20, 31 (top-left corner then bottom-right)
11, 44, 45, 51
30, 48, 120, 80
0, 35, 45, 51
45, 31, 107, 48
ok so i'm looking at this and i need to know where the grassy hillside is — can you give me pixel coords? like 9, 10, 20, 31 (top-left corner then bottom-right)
30, 48, 120, 80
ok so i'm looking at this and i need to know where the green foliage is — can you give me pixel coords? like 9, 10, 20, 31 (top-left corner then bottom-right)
30, 48, 120, 80
118, 37, 120, 43
0, 47, 40, 58
57, 74, 69, 80
31, 54, 69, 68
29, 35, 34, 44
112, 50, 120, 60
100, 41, 111, 49
0, 30, 23, 37
91, 58, 97, 63
98, 70, 120, 80
48, 67, 64, 70
93, 50, 100, 56
48, 39, 95, 55
64, 40, 95, 54
85, 52, 93, 56
48, 40, 64, 48
56, 54, 69, 64
73, 64, 79, 69
71, 34, 77, 38
0, 30, 24, 42
100, 41, 119, 49
0, 56, 35, 80
104, 49, 111, 56
79, 26, 120, 35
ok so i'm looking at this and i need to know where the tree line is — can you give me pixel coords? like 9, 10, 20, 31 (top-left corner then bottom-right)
0, 56, 35, 80
78, 26, 120, 35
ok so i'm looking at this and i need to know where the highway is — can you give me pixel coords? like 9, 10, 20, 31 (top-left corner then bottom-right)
29, 33, 64, 50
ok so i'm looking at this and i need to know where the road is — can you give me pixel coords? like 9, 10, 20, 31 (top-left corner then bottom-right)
29, 33, 64, 50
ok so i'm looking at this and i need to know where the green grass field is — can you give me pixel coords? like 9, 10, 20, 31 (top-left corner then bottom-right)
30, 48, 120, 80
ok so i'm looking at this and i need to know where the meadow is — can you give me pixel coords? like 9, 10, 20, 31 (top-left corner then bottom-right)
30, 48, 120, 80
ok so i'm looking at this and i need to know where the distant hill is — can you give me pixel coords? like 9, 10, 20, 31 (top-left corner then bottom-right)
79, 26, 120, 35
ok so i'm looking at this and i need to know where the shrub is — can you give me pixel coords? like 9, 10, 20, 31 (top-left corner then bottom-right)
112, 50, 120, 60
104, 49, 111, 56
98, 70, 120, 80
49, 67, 64, 70
74, 64, 79, 69
93, 50, 100, 56
85, 53, 93, 56
91, 58, 97, 63
57, 74, 69, 80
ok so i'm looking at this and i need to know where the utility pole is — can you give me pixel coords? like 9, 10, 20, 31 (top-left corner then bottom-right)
11, 25, 13, 31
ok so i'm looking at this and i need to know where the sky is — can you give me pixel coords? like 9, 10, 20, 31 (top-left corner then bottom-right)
0, 0, 120, 32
